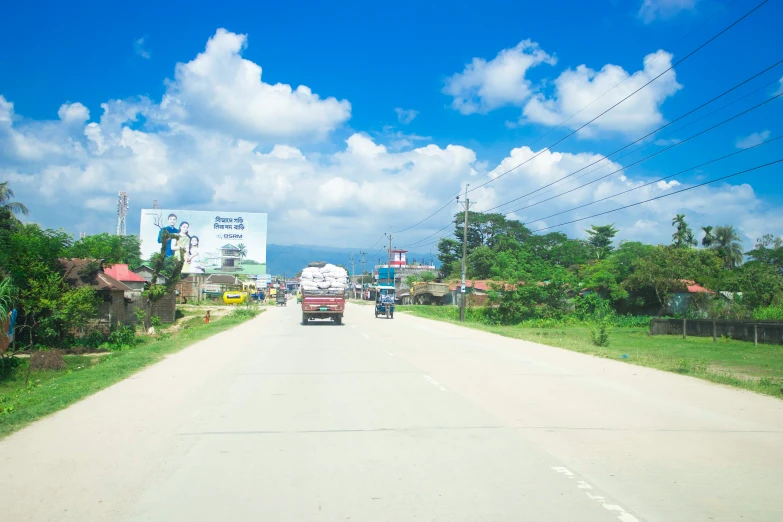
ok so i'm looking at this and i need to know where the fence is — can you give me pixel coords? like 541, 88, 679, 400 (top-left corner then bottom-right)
650, 318, 783, 345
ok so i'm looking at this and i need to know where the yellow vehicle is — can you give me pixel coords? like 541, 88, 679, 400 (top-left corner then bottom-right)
222, 291, 248, 305
269, 287, 277, 297
296, 289, 302, 303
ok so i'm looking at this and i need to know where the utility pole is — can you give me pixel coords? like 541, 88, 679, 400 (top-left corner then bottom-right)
359, 251, 367, 299
349, 252, 356, 299
458, 184, 470, 322
384, 233, 393, 287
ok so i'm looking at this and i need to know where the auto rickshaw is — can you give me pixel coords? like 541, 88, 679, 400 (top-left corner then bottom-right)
374, 285, 396, 319
276, 291, 287, 306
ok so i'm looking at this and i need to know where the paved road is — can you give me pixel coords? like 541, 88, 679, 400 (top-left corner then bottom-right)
2, 302, 783, 521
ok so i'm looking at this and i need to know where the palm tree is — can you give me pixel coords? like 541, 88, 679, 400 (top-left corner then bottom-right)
671, 214, 696, 248
0, 182, 28, 226
710, 225, 743, 269
701, 226, 714, 248
236, 243, 247, 266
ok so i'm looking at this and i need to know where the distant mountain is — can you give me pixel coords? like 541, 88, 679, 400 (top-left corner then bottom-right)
266, 244, 439, 276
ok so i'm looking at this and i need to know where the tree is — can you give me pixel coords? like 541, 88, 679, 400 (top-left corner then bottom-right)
746, 234, 783, 275
701, 226, 714, 248
139, 229, 184, 330
671, 214, 696, 248
709, 225, 743, 269
624, 246, 722, 315
585, 224, 618, 259
66, 233, 142, 268
723, 263, 783, 308
0, 181, 28, 229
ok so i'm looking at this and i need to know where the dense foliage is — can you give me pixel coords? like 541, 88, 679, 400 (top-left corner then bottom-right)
437, 211, 783, 324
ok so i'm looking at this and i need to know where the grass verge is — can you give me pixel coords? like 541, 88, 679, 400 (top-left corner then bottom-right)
0, 309, 261, 438
397, 306, 783, 398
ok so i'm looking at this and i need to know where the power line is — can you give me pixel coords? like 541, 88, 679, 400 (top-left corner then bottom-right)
485, 59, 783, 214
464, 0, 768, 198
525, 0, 738, 150
387, 0, 768, 232
503, 91, 783, 215
393, 198, 456, 234
531, 159, 783, 233
516, 75, 783, 210
526, 135, 782, 224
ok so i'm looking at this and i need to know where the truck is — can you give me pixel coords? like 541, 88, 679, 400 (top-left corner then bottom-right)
410, 281, 449, 305
301, 287, 345, 325
300, 262, 348, 325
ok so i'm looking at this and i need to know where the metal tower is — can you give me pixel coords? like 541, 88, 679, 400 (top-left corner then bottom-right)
153, 199, 158, 209
116, 191, 129, 236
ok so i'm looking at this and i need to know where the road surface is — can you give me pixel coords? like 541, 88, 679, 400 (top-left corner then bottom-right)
2, 301, 783, 521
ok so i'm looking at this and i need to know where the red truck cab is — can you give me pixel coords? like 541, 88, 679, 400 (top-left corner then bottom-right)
301, 290, 345, 325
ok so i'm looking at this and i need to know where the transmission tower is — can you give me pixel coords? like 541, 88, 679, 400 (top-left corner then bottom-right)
116, 191, 129, 236
153, 199, 158, 209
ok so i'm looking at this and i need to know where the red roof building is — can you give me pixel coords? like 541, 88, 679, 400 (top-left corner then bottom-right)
104, 264, 147, 284
681, 280, 714, 294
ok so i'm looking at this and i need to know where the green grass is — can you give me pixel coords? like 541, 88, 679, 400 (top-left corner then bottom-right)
398, 306, 783, 398
0, 309, 261, 438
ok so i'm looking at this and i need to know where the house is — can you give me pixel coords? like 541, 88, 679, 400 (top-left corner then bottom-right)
61, 259, 134, 332
133, 263, 167, 284
104, 264, 147, 297
668, 279, 714, 315
219, 244, 241, 271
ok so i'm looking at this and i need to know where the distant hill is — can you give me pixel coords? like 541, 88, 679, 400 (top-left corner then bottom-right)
266, 244, 439, 276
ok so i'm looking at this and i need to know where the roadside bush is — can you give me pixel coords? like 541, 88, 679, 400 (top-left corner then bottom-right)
589, 322, 611, 347
80, 329, 107, 349
230, 308, 259, 319
107, 325, 137, 350
0, 355, 23, 381
151, 316, 162, 328
753, 303, 783, 320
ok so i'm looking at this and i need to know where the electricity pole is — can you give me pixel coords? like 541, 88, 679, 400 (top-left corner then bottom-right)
384, 233, 393, 287
459, 184, 470, 322
359, 251, 367, 299
349, 253, 356, 299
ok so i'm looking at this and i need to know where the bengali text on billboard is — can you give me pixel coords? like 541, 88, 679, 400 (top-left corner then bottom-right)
139, 209, 267, 275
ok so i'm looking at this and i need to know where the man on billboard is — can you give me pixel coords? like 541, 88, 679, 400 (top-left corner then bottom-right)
158, 213, 178, 257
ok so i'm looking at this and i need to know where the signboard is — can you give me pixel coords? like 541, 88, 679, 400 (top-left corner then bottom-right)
139, 209, 267, 275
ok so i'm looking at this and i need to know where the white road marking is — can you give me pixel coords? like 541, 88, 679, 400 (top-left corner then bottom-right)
362, 334, 370, 339
382, 349, 395, 356
351, 325, 356, 329
423, 375, 447, 391
551, 467, 640, 522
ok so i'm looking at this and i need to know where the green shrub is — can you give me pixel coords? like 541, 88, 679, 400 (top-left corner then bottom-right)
230, 308, 259, 319
589, 322, 611, 347
107, 326, 136, 350
151, 316, 162, 327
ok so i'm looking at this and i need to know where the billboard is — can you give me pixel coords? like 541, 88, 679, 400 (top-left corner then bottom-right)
139, 209, 267, 275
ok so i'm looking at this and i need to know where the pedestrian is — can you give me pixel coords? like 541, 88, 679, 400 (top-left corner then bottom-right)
204, 310, 211, 324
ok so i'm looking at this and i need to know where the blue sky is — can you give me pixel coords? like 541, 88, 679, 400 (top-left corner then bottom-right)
1, 0, 781, 251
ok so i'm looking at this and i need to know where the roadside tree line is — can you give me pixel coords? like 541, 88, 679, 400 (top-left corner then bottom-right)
436, 212, 783, 324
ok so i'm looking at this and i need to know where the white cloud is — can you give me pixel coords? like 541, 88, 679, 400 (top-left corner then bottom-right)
736, 130, 770, 149
443, 40, 556, 115
654, 138, 680, 146
774, 77, 783, 96
394, 108, 418, 124
160, 28, 351, 140
58, 102, 90, 124
407, 144, 782, 250
638, 0, 698, 23
522, 50, 682, 136
134, 36, 151, 59
2, 29, 780, 250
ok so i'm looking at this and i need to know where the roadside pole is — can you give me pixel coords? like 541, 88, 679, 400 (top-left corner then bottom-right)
359, 251, 367, 300
349, 253, 356, 299
459, 185, 470, 322
384, 233, 393, 287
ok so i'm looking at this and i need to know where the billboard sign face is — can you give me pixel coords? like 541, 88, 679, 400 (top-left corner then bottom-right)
139, 209, 267, 275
